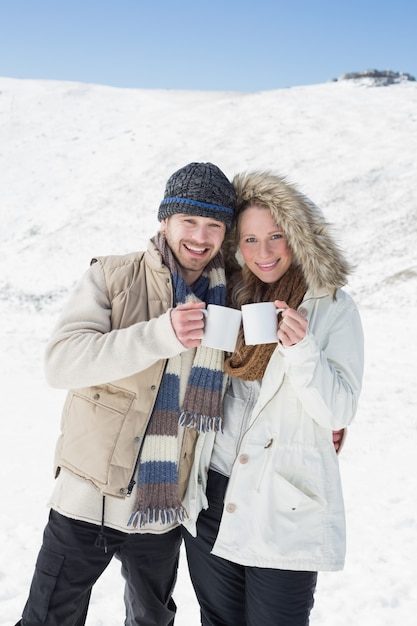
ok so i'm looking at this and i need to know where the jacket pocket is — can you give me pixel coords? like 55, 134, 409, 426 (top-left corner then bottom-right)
59, 383, 136, 484
271, 470, 326, 513
22, 547, 64, 623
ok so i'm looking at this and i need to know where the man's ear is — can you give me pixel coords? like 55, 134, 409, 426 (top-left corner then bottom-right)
160, 218, 168, 232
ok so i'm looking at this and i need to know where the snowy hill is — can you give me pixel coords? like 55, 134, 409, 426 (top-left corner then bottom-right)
1, 76, 416, 314
1, 77, 417, 625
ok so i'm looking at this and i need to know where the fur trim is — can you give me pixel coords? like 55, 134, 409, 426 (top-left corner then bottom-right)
230, 171, 352, 294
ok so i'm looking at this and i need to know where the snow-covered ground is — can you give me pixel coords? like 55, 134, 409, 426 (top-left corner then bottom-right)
1, 75, 416, 624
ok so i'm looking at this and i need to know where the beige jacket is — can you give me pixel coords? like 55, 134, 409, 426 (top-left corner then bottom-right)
46, 239, 197, 500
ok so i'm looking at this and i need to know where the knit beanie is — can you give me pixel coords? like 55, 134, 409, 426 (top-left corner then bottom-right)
158, 162, 236, 229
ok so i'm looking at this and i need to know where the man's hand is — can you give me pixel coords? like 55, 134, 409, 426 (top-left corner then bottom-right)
333, 429, 346, 454
170, 302, 206, 349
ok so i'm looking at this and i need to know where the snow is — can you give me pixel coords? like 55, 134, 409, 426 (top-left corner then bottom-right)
0, 75, 416, 625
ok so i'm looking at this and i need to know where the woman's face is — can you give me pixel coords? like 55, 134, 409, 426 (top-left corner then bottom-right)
238, 205, 293, 283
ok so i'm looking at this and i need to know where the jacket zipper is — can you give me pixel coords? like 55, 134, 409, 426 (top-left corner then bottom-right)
125, 362, 170, 496
125, 429, 148, 496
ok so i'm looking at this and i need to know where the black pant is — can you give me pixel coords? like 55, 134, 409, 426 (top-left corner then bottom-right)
182, 471, 317, 626
20, 509, 181, 626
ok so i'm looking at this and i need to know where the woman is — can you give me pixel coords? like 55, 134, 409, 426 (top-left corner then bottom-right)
182, 171, 364, 625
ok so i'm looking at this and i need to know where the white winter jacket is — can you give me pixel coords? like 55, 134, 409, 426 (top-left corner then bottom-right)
183, 286, 364, 571
183, 171, 365, 571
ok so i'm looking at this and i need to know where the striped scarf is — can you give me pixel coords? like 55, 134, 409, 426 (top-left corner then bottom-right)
128, 232, 226, 528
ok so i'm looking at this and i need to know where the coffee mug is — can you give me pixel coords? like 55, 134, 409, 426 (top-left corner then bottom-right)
201, 304, 242, 352
242, 302, 283, 345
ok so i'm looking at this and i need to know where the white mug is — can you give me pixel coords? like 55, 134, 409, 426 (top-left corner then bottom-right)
201, 304, 242, 352
242, 302, 283, 345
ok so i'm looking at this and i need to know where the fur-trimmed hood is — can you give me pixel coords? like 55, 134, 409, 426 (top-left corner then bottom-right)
227, 171, 352, 294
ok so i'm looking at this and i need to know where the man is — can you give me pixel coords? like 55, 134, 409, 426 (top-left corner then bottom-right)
16, 162, 236, 626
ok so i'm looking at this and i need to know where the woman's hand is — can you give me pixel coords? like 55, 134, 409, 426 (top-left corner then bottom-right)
274, 300, 308, 347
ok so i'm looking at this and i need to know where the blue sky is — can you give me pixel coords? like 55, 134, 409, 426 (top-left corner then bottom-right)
1, 0, 416, 91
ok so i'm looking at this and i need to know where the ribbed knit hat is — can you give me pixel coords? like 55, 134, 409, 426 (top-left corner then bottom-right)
158, 162, 236, 229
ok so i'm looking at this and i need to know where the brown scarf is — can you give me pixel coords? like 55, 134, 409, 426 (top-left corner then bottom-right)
224, 265, 307, 381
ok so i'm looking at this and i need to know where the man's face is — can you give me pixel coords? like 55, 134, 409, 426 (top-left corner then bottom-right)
161, 213, 226, 285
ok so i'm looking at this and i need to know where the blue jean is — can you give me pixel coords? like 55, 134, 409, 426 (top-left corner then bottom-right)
20, 509, 181, 626
182, 470, 317, 626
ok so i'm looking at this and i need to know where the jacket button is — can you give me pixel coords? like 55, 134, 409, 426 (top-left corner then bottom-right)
134, 437, 140, 443
225, 503, 236, 513
151, 385, 156, 390
299, 307, 308, 317
93, 393, 100, 400
239, 454, 249, 464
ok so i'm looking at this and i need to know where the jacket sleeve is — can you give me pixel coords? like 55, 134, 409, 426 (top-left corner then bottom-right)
44, 261, 186, 389
276, 296, 364, 430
